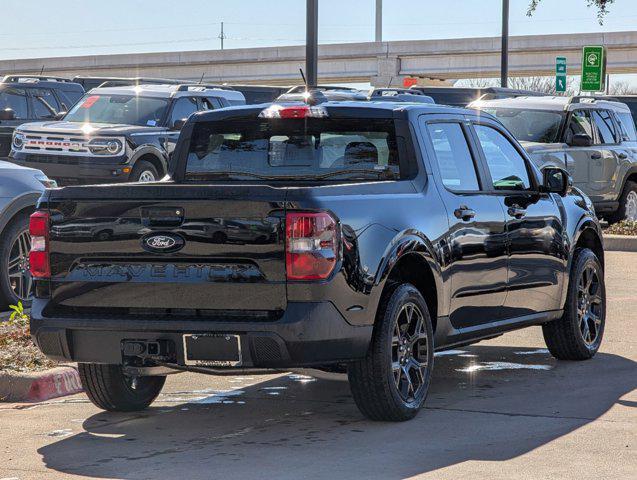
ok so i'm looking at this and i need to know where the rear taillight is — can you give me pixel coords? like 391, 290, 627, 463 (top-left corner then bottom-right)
286, 212, 339, 280
259, 104, 329, 119
29, 211, 50, 278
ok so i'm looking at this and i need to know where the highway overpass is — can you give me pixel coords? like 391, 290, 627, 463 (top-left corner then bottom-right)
1, 31, 636, 86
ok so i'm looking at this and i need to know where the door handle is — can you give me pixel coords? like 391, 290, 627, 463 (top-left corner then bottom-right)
618, 152, 628, 160
590, 153, 602, 160
507, 207, 527, 219
141, 207, 185, 227
454, 206, 476, 222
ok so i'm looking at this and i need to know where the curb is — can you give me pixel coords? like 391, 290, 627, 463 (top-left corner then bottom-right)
603, 234, 637, 252
0, 366, 83, 403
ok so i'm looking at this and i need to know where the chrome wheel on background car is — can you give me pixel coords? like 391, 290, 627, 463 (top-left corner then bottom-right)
7, 229, 32, 302
392, 302, 430, 402
577, 265, 603, 346
138, 170, 156, 183
624, 190, 637, 221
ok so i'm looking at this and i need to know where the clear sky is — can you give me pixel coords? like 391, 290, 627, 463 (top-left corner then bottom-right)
2, 0, 636, 60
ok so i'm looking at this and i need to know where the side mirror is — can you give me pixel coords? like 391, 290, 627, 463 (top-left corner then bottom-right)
569, 133, 593, 147
541, 167, 572, 197
172, 118, 187, 131
0, 108, 16, 121
54, 111, 67, 120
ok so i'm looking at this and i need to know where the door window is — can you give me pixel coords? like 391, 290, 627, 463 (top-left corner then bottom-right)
32, 88, 61, 119
591, 110, 617, 144
201, 97, 221, 111
616, 112, 637, 141
0, 87, 28, 119
474, 124, 531, 191
427, 122, 480, 191
169, 97, 198, 127
565, 110, 594, 144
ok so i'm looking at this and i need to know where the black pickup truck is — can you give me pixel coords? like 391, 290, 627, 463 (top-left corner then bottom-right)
29, 100, 606, 421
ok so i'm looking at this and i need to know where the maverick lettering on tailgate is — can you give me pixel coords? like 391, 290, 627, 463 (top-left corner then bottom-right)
68, 263, 264, 283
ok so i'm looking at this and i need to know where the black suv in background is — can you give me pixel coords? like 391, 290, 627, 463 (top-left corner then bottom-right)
0, 76, 84, 157
30, 99, 606, 421
9, 84, 245, 185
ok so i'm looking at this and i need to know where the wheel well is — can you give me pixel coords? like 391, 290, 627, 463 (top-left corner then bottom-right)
385, 253, 438, 332
624, 173, 637, 191
135, 153, 164, 177
576, 228, 604, 269
2, 206, 34, 237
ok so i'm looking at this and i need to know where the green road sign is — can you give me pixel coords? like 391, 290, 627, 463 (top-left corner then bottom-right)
581, 45, 606, 92
556, 56, 567, 93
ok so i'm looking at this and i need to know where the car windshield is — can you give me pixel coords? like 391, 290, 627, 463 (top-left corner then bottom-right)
185, 116, 403, 182
481, 108, 565, 143
64, 94, 169, 126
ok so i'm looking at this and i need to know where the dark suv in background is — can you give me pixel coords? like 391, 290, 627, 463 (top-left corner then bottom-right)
0, 76, 84, 158
409, 86, 544, 107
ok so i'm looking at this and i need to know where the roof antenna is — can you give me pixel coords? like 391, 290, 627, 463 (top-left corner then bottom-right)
299, 68, 308, 90
40, 65, 45, 75
386, 76, 393, 88
198, 72, 205, 84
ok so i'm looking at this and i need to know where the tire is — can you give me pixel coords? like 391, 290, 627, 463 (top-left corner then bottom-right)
543, 248, 605, 361
0, 212, 32, 309
606, 180, 637, 224
78, 363, 166, 412
129, 160, 159, 183
348, 283, 434, 422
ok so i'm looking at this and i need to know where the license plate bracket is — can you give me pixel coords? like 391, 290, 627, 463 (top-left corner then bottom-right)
183, 334, 242, 367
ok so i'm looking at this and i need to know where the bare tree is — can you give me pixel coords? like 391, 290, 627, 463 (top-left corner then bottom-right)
609, 81, 637, 96
456, 76, 578, 95
527, 0, 614, 24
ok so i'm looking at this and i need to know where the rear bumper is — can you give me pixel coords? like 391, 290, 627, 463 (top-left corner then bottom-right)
30, 300, 373, 368
9, 152, 131, 185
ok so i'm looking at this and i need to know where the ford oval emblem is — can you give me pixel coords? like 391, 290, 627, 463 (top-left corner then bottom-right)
141, 233, 185, 253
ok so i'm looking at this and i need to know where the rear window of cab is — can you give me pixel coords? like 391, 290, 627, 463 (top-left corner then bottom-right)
184, 115, 406, 182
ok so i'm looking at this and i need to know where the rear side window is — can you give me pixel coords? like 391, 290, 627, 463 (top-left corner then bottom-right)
0, 87, 28, 119
170, 97, 198, 127
617, 112, 637, 141
591, 110, 617, 144
427, 122, 480, 191
185, 118, 402, 181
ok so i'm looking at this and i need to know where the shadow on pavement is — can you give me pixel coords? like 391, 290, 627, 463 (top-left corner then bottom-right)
38, 346, 636, 480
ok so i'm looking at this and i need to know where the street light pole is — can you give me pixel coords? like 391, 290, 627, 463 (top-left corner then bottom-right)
306, 0, 319, 88
501, 0, 509, 88
375, 0, 382, 43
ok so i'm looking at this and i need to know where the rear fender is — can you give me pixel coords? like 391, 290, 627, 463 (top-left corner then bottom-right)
369, 230, 445, 319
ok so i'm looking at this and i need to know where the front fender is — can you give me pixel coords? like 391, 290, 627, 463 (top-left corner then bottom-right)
129, 145, 168, 173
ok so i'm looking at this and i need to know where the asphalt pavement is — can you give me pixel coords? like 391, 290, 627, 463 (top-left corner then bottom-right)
0, 251, 635, 480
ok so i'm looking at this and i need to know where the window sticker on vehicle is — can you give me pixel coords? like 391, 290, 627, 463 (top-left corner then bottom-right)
81, 95, 100, 109
147, 119, 157, 126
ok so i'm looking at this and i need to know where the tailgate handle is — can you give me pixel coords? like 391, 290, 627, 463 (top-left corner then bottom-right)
141, 207, 184, 227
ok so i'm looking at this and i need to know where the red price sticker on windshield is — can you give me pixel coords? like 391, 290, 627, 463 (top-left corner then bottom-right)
81, 95, 100, 109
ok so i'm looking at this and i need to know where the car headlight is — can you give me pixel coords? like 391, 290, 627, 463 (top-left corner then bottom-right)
34, 173, 57, 188
87, 138, 123, 155
12, 132, 24, 150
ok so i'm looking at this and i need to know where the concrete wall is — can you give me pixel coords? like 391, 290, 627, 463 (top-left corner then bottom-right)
1, 31, 636, 86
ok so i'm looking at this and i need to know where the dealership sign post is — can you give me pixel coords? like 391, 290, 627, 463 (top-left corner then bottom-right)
581, 45, 606, 92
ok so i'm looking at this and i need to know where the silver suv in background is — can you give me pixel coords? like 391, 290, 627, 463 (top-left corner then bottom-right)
0, 161, 55, 307
470, 96, 637, 222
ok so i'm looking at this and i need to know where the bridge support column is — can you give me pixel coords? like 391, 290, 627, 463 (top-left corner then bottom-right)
371, 55, 402, 87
